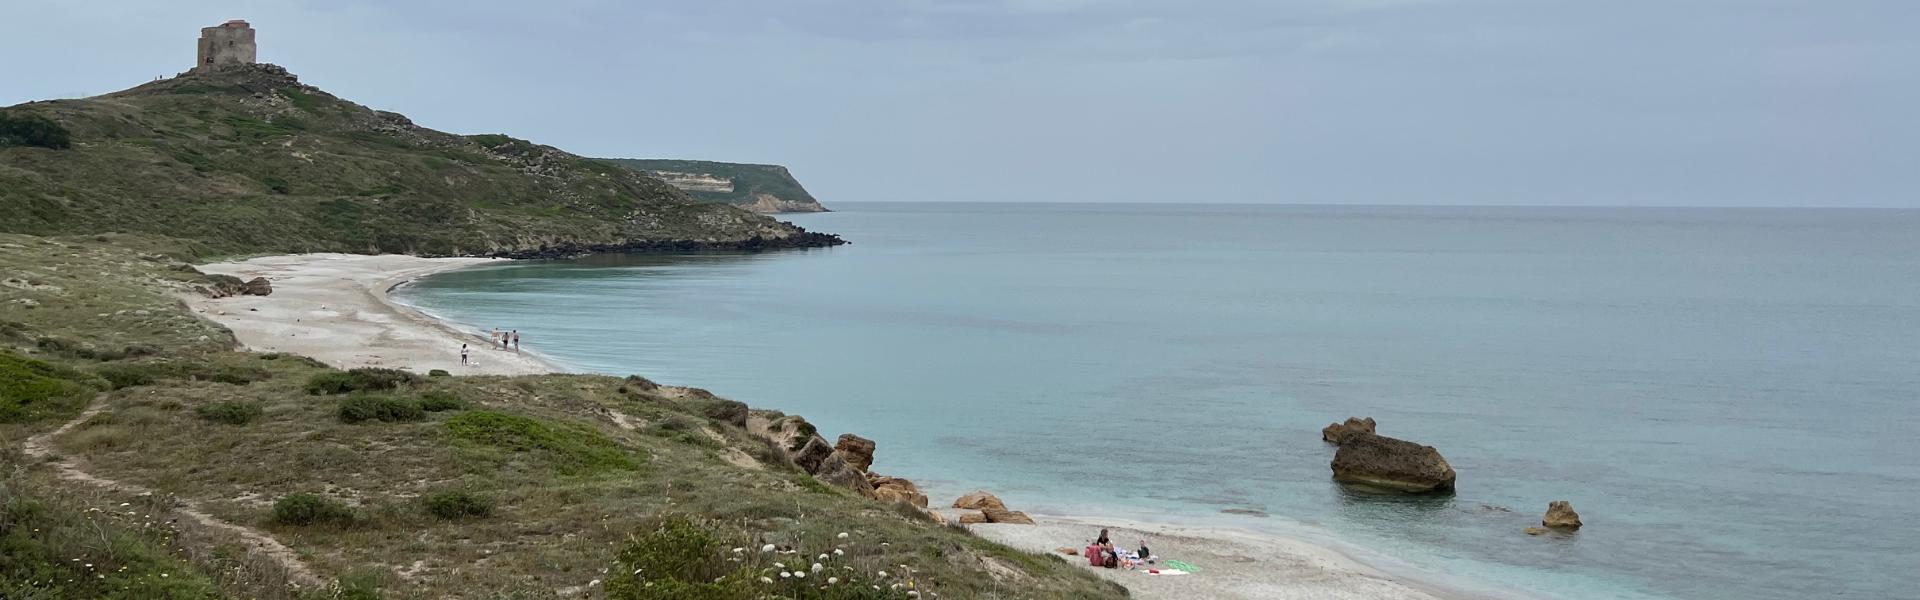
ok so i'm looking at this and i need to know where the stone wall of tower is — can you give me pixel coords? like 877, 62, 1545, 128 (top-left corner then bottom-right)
195, 20, 257, 72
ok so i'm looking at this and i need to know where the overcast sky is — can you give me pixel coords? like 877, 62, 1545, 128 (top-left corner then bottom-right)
6, 1, 1917, 206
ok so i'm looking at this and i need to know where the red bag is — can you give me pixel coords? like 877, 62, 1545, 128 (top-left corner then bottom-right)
1085, 544, 1103, 566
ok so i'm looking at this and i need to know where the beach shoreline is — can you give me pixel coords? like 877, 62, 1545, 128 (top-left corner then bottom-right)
183, 252, 1493, 600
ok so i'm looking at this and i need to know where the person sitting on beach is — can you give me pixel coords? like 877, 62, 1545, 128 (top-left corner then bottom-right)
1099, 540, 1119, 569
1096, 528, 1110, 545
1138, 540, 1152, 563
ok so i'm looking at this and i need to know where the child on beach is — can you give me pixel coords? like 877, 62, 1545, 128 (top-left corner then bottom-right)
460, 343, 469, 365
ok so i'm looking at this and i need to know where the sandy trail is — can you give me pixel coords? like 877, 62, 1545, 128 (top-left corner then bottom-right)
24, 399, 324, 588
184, 253, 563, 375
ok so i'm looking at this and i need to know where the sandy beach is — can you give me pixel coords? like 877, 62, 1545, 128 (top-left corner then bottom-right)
184, 253, 1483, 600
184, 253, 562, 376
970, 514, 1462, 600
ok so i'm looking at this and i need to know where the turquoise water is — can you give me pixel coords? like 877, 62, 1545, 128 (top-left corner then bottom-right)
397, 203, 1920, 600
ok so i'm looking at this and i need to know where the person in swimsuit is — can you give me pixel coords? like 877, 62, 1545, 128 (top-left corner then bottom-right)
460, 343, 469, 365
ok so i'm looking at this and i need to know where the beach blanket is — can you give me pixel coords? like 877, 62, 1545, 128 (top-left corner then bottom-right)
1161, 559, 1200, 573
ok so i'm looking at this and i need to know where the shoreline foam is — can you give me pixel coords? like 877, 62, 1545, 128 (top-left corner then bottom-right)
183, 252, 1493, 600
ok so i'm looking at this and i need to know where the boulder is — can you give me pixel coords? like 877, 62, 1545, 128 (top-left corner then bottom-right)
240, 276, 273, 296
953, 491, 1008, 511
1329, 432, 1456, 493
926, 510, 950, 526
981, 508, 1035, 525
869, 475, 929, 508
958, 511, 988, 524
792, 436, 834, 474
1543, 500, 1582, 529
814, 453, 875, 496
1321, 416, 1377, 444
1523, 527, 1549, 536
835, 433, 876, 472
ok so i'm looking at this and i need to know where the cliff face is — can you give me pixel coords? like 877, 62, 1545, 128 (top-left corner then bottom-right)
601, 158, 829, 213
0, 64, 841, 256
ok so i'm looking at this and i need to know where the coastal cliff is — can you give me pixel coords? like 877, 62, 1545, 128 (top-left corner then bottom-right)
602, 158, 830, 213
0, 64, 841, 256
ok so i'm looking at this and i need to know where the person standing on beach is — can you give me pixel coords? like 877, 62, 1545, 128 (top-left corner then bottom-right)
511, 330, 520, 352
460, 343, 469, 365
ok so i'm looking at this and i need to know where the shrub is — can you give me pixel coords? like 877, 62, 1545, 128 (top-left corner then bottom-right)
443, 411, 638, 475
416, 391, 465, 412
422, 490, 492, 520
604, 516, 911, 600
1, 351, 97, 423
195, 401, 262, 425
338, 394, 425, 424
305, 371, 356, 395
97, 361, 264, 389
0, 112, 72, 149
427, 369, 451, 377
346, 367, 420, 391
272, 493, 354, 526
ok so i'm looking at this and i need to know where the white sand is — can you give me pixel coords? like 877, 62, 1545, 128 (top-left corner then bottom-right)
970, 514, 1473, 600
183, 253, 563, 375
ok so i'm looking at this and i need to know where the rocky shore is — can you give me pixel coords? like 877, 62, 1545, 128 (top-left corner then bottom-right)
475, 229, 847, 260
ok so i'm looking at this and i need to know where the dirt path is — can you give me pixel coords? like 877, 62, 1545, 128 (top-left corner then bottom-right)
23, 399, 326, 589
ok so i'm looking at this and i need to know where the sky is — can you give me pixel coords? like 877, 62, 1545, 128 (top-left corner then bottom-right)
5, 0, 1918, 207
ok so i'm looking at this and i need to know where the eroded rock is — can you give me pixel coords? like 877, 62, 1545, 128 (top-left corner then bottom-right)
1329, 432, 1456, 493
1322, 416, 1377, 444
835, 433, 876, 472
240, 276, 273, 296
981, 508, 1035, 525
953, 491, 1008, 511
1544, 500, 1582, 529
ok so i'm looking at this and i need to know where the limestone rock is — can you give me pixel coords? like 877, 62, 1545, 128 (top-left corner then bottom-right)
953, 491, 1008, 511
958, 511, 988, 524
239, 276, 273, 296
981, 508, 1035, 525
814, 452, 875, 496
835, 433, 876, 472
1321, 416, 1377, 444
1329, 432, 1456, 493
1523, 527, 1549, 536
926, 510, 950, 526
868, 475, 929, 508
793, 436, 834, 474
1543, 500, 1582, 529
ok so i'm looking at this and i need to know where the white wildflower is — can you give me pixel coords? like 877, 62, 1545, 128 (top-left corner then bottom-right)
819, 553, 829, 560
774, 562, 786, 569
759, 577, 774, 584
811, 563, 823, 573
795, 571, 807, 579
837, 532, 849, 538
780, 571, 792, 579
761, 544, 777, 552
878, 571, 889, 578
834, 549, 845, 556
828, 577, 840, 584
732, 547, 744, 553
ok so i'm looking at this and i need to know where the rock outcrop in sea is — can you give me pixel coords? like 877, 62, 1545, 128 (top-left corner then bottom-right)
1544, 500, 1582, 529
1322, 416, 1377, 444
1329, 432, 1457, 493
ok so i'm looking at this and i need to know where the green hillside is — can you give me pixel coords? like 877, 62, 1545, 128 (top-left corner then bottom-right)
603, 158, 828, 213
0, 65, 841, 257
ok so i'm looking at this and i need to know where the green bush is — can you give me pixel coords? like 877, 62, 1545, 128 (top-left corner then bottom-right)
0, 351, 97, 423
0, 111, 72, 149
427, 369, 451, 377
416, 391, 465, 412
307, 367, 419, 395
195, 401, 262, 425
96, 361, 264, 390
422, 490, 492, 520
338, 394, 425, 424
443, 411, 638, 475
271, 493, 354, 527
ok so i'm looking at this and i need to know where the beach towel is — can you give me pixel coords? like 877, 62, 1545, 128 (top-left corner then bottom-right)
1162, 559, 1199, 573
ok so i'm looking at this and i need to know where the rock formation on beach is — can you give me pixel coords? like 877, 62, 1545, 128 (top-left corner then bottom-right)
1543, 500, 1582, 529
869, 475, 929, 507
1329, 432, 1457, 493
1322, 416, 1377, 444
835, 433, 876, 472
955, 490, 1009, 511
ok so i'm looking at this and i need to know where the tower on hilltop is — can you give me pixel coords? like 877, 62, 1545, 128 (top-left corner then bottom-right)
195, 20, 256, 72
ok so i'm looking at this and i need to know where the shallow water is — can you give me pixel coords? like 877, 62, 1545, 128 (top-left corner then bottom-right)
398, 203, 1920, 600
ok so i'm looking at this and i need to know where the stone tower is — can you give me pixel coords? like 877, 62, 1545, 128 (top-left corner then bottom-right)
195, 20, 256, 71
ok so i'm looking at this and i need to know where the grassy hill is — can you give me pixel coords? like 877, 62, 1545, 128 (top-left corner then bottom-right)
602, 159, 828, 213
0, 233, 1120, 599
0, 65, 840, 257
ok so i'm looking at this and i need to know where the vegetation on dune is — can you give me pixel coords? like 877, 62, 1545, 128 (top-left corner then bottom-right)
0, 65, 828, 257
0, 351, 101, 423
0, 465, 224, 599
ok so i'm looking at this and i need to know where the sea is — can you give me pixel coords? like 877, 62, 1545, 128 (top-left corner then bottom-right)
394, 203, 1920, 600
